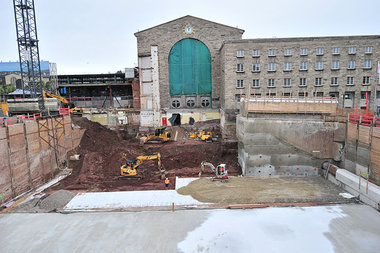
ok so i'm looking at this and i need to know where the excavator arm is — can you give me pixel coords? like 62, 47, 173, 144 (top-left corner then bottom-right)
42, 89, 69, 104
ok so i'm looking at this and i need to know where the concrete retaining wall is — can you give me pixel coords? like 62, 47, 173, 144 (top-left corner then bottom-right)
0, 116, 84, 205
236, 114, 345, 176
335, 169, 380, 210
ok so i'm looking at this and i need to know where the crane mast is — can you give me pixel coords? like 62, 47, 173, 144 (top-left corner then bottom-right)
13, 0, 44, 109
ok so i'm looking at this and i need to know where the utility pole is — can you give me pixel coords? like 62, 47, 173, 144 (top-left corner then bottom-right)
13, 0, 44, 110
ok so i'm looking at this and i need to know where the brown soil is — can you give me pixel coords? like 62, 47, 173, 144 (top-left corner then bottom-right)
52, 117, 241, 192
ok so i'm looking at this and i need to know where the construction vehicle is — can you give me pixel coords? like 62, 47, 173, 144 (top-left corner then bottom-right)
189, 131, 216, 142
141, 127, 171, 144
199, 161, 228, 182
42, 90, 85, 114
120, 152, 166, 179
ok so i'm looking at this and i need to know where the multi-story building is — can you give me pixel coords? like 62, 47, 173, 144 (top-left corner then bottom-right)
135, 15, 380, 135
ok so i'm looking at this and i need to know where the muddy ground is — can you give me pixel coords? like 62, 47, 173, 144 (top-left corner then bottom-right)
52, 117, 241, 192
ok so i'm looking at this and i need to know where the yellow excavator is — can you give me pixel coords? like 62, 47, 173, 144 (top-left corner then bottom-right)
120, 152, 166, 179
42, 90, 85, 114
141, 127, 171, 144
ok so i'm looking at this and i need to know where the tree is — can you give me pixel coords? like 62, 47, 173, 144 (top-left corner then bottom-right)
0, 84, 16, 95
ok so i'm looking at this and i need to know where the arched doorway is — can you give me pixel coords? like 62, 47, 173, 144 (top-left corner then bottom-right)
169, 38, 212, 98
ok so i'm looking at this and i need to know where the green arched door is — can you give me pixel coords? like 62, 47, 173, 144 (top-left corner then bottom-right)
169, 39, 212, 96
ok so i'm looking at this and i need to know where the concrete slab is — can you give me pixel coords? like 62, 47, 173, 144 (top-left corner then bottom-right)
0, 204, 379, 252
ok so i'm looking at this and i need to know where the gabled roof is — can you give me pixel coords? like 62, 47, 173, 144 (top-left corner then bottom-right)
135, 15, 244, 36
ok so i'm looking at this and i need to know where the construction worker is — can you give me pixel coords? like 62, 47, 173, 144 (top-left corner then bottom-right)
165, 177, 170, 189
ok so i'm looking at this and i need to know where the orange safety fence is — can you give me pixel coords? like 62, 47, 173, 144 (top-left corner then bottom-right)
0, 113, 42, 127
59, 108, 70, 116
375, 117, 380, 128
349, 114, 377, 126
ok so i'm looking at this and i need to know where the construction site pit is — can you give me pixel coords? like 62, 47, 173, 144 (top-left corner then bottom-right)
50, 117, 241, 192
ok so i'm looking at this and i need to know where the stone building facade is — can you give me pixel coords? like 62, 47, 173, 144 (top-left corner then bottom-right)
135, 16, 380, 136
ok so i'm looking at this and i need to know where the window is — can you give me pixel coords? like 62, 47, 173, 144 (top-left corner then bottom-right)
315, 61, 323, 70
283, 78, 291, 87
361, 92, 370, 100
331, 77, 338, 86
300, 61, 307, 71
377, 91, 380, 99
237, 63, 244, 72
268, 63, 276, 71
235, 94, 241, 102
347, 77, 354, 85
365, 46, 372, 54
364, 60, 371, 69
252, 63, 260, 72
363, 76, 370, 85
298, 92, 308, 97
171, 98, 181, 108
237, 80, 244, 88
349, 46, 356, 54
268, 79, 275, 87
348, 60, 355, 69
186, 97, 196, 108
316, 47, 324, 55
237, 50, 244, 57
201, 97, 210, 107
332, 47, 340, 55
253, 49, 260, 57
315, 77, 322, 86
284, 49, 292, 56
314, 92, 324, 97
268, 49, 276, 56
10, 77, 16, 85
299, 78, 307, 86
331, 60, 340, 70
284, 62, 292, 71
252, 79, 260, 88
300, 48, 308, 55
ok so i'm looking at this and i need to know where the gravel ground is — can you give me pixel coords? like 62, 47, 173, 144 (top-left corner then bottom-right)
13, 190, 77, 213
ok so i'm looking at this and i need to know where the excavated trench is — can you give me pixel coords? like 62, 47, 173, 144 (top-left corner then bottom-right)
51, 117, 241, 192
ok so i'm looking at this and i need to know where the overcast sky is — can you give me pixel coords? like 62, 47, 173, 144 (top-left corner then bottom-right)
1, 0, 380, 75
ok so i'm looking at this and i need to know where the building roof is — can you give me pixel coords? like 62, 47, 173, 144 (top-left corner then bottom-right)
134, 15, 245, 36
0, 61, 50, 72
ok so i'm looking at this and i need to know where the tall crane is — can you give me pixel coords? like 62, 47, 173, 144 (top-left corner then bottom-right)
13, 0, 44, 110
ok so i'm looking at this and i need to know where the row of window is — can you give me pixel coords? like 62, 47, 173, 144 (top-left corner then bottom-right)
237, 60, 373, 72
236, 76, 372, 88
236, 46, 373, 57
235, 91, 380, 102
171, 97, 210, 108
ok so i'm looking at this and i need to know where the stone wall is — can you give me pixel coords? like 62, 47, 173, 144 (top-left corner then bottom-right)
0, 116, 84, 205
135, 15, 244, 110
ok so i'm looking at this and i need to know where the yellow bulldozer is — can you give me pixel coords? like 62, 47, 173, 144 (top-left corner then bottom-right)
120, 152, 166, 180
189, 131, 214, 142
141, 127, 171, 144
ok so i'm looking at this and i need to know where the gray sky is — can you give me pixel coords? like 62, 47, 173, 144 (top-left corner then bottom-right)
1, 0, 380, 74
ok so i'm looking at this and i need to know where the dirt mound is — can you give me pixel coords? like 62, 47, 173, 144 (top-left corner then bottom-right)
52, 117, 240, 192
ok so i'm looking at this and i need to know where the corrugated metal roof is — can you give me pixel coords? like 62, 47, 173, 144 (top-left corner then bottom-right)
0, 61, 50, 72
